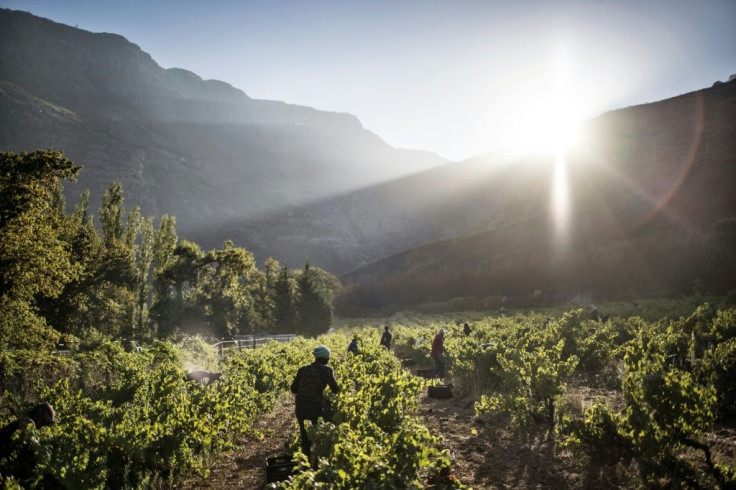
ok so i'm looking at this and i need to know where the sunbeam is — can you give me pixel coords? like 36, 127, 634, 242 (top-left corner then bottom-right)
551, 151, 570, 254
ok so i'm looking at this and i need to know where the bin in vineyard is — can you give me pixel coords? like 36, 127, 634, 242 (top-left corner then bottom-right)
428, 384, 454, 399
266, 455, 295, 483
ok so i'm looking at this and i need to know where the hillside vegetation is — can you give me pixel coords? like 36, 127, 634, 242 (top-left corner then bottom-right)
2, 299, 735, 488
0, 150, 336, 351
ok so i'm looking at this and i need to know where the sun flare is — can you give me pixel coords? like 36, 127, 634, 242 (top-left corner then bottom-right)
504, 91, 584, 154
497, 53, 587, 154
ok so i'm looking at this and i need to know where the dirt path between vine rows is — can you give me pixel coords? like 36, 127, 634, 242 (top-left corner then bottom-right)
181, 397, 295, 489
417, 386, 642, 490
181, 385, 734, 489
418, 393, 580, 489
181, 391, 631, 489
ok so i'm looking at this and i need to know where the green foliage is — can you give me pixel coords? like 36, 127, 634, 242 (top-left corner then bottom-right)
559, 401, 633, 465
283, 340, 463, 489
198, 241, 260, 338
0, 150, 82, 350
2, 152, 336, 348
296, 263, 333, 337
699, 337, 736, 420
273, 266, 297, 333
178, 335, 219, 372
561, 306, 736, 488
0, 339, 304, 487
99, 182, 125, 246
475, 330, 578, 423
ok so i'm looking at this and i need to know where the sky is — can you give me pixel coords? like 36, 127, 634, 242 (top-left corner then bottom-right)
2, 0, 735, 160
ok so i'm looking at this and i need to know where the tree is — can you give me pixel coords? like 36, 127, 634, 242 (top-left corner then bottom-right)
153, 215, 178, 277
99, 182, 125, 246
306, 265, 342, 302
151, 240, 202, 338
36, 191, 103, 337
133, 217, 155, 340
272, 265, 296, 334
0, 150, 82, 350
254, 257, 279, 330
150, 215, 178, 337
198, 240, 258, 338
295, 263, 333, 337
71, 190, 92, 226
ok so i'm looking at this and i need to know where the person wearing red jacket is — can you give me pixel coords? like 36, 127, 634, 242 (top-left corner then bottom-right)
431, 328, 446, 378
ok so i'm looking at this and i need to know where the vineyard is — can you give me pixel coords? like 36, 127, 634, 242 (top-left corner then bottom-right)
2, 297, 736, 488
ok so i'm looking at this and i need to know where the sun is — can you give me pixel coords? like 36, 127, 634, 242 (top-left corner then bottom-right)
496, 54, 587, 155
503, 91, 584, 154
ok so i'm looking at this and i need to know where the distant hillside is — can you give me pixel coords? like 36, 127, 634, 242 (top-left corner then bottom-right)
0, 9, 449, 272
3, 8, 735, 290
339, 80, 736, 312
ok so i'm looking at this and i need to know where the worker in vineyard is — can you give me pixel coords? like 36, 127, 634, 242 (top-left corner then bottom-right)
347, 336, 359, 354
431, 328, 446, 378
0, 403, 56, 484
463, 322, 472, 336
0, 403, 56, 448
380, 325, 392, 350
590, 305, 600, 321
290, 345, 340, 461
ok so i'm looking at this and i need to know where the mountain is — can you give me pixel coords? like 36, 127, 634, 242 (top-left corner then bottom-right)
339, 79, 736, 311
0, 9, 452, 272
3, 9, 735, 293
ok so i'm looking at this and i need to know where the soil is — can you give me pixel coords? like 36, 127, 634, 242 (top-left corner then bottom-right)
181, 386, 735, 489
180, 390, 624, 490
416, 391, 635, 490
179, 397, 296, 489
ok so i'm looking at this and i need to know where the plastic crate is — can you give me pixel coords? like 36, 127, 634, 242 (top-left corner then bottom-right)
266, 455, 295, 483
428, 384, 454, 399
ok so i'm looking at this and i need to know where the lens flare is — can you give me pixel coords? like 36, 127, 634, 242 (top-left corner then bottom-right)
551, 152, 570, 251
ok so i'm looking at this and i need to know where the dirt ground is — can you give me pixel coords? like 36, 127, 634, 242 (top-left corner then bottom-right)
180, 397, 296, 489
181, 391, 619, 489
182, 387, 735, 489
416, 391, 637, 490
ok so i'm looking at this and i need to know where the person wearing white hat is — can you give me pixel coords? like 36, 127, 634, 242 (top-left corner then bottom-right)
290, 345, 340, 460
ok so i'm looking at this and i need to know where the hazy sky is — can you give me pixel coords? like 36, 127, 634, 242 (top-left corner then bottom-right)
3, 0, 735, 160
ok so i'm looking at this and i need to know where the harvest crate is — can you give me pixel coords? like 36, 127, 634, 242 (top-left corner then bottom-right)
266, 455, 295, 483
401, 358, 418, 367
428, 384, 454, 399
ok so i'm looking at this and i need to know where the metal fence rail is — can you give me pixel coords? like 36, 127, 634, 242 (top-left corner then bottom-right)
212, 334, 296, 356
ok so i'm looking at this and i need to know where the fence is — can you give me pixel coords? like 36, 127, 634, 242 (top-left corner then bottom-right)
212, 334, 296, 356
47, 336, 296, 358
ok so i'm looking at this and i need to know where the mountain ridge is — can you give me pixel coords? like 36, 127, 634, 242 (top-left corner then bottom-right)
0, 8, 455, 273
2, 8, 734, 290
337, 79, 736, 310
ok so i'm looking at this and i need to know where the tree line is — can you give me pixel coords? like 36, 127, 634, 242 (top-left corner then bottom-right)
0, 150, 337, 351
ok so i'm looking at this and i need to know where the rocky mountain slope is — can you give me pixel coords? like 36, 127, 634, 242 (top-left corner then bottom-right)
0, 9, 453, 272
